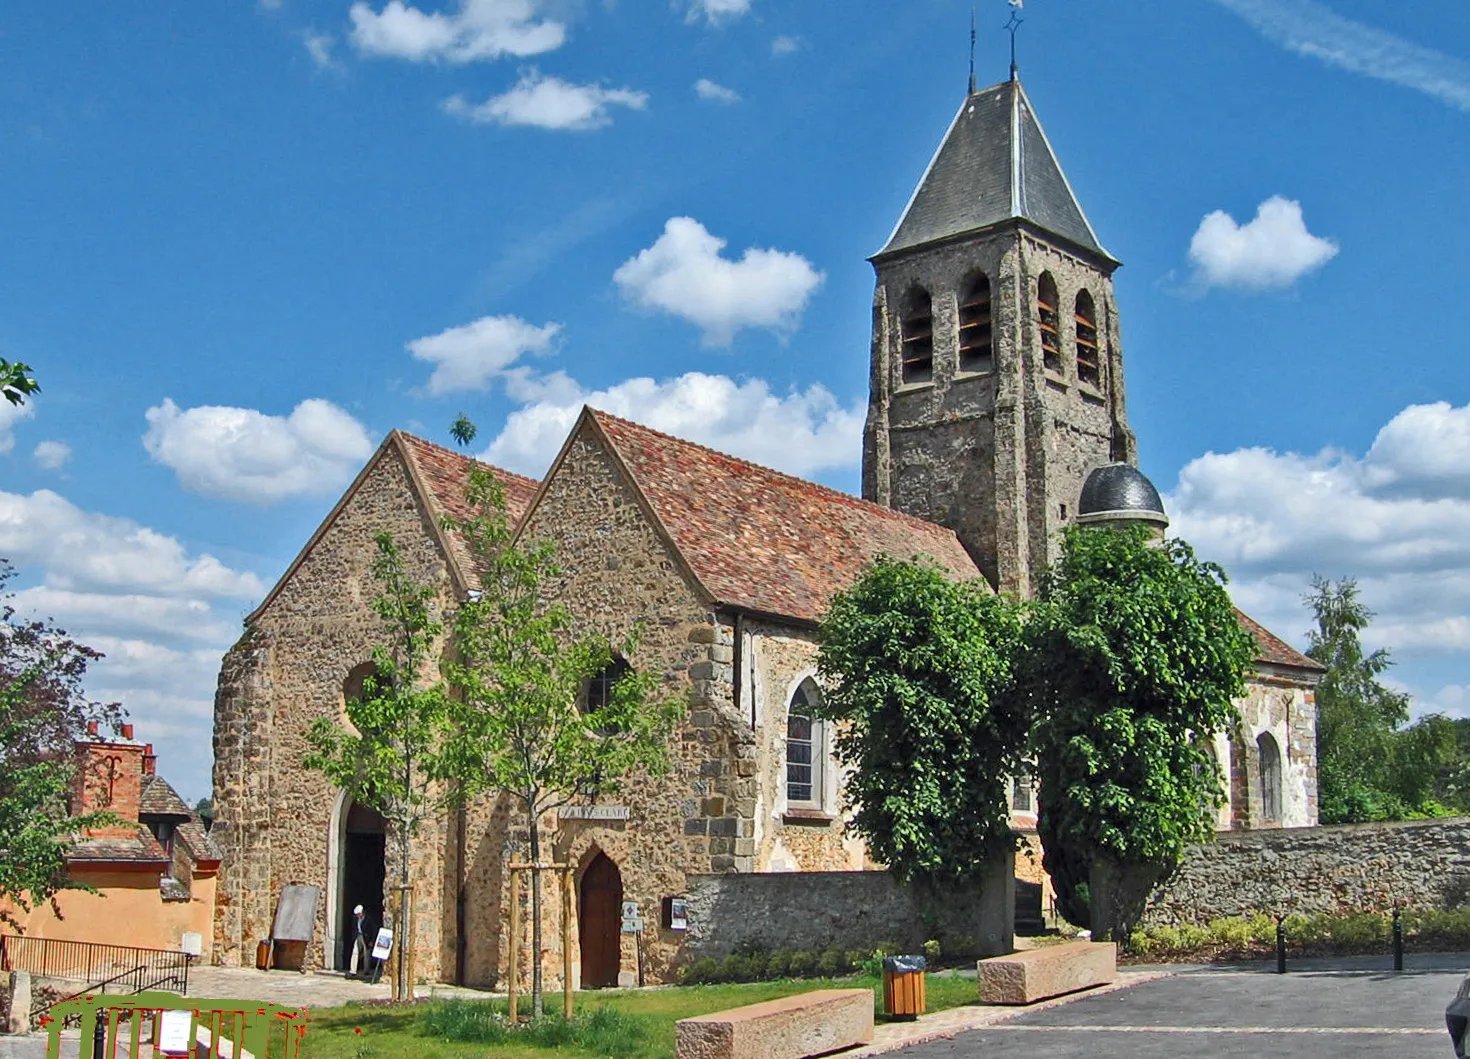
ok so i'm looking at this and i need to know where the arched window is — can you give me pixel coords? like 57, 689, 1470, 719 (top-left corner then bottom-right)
1010, 769, 1033, 813
1074, 290, 1100, 387
1037, 273, 1061, 374
786, 680, 824, 808
958, 273, 993, 374
1258, 731, 1282, 824
900, 287, 934, 385
581, 657, 633, 715
342, 662, 381, 706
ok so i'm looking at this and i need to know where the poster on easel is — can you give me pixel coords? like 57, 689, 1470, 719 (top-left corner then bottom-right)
371, 927, 394, 961
156, 1010, 193, 1056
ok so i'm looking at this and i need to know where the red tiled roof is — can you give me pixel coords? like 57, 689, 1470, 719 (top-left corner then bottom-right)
68, 826, 169, 865
1236, 608, 1323, 672
176, 820, 223, 865
395, 432, 540, 589
139, 774, 192, 818
588, 410, 983, 623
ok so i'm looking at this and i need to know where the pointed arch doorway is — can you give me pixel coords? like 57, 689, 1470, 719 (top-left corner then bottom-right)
579, 853, 622, 989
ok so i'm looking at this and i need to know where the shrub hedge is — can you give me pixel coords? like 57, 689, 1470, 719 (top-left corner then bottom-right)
1127, 907, 1470, 959
678, 940, 914, 985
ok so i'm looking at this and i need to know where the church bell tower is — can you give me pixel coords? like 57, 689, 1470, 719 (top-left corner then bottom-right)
862, 73, 1137, 597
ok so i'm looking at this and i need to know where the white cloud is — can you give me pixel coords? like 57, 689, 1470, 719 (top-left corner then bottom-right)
408, 314, 562, 394
0, 493, 266, 801
349, 0, 565, 63
444, 70, 648, 130
32, 440, 71, 471
0, 400, 34, 454
486, 371, 863, 479
303, 30, 342, 70
0, 489, 264, 600
1166, 400, 1470, 663
1188, 196, 1338, 291
688, 0, 751, 25
694, 78, 741, 104
1212, 0, 1470, 113
771, 35, 800, 57
143, 398, 375, 505
613, 217, 825, 346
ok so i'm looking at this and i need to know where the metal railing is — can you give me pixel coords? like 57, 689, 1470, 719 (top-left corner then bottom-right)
0, 936, 191, 1022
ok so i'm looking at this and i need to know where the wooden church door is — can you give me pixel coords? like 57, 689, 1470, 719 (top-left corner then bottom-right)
579, 853, 622, 988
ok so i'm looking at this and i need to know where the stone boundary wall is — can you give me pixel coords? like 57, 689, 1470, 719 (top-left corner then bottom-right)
1143, 816, 1470, 928
683, 866, 1009, 959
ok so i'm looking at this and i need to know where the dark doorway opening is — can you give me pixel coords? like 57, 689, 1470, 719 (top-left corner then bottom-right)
340, 800, 386, 970
579, 852, 622, 989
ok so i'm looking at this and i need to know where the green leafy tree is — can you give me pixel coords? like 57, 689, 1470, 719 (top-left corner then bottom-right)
816, 556, 1029, 953
439, 436, 681, 1017
0, 560, 123, 929
1308, 576, 1456, 821
1027, 524, 1255, 940
1, 359, 38, 407
303, 533, 457, 1000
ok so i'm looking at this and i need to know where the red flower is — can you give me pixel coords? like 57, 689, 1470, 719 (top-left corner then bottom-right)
354, 1028, 363, 1035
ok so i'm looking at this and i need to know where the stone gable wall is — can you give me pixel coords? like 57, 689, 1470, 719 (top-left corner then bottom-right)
211, 444, 458, 976
1142, 816, 1470, 928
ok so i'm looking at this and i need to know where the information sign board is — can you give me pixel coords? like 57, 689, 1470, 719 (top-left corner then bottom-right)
371, 927, 393, 960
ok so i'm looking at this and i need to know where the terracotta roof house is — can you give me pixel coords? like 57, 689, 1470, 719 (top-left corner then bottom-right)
5, 725, 219, 957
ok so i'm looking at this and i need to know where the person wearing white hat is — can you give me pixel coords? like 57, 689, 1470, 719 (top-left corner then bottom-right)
350, 904, 377, 978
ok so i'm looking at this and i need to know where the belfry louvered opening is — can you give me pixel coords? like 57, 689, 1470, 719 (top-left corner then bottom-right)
958, 273, 993, 373
1037, 272, 1061, 374
1075, 289, 1100, 387
900, 287, 934, 384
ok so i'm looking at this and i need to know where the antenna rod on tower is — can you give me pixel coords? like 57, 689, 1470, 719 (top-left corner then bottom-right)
969, 8, 977, 93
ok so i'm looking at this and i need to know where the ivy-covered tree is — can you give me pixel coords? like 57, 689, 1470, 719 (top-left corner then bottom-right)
0, 560, 123, 929
816, 556, 1029, 951
303, 533, 457, 1000
1026, 524, 1255, 941
439, 434, 681, 1017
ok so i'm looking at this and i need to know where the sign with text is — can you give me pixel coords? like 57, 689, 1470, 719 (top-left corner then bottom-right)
559, 805, 630, 821
156, 1010, 192, 1056
371, 927, 393, 960
621, 900, 642, 933
666, 897, 688, 931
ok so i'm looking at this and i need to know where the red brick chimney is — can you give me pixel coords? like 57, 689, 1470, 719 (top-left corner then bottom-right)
142, 743, 157, 776
74, 731, 146, 834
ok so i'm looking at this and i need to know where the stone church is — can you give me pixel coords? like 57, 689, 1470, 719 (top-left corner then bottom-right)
210, 73, 1321, 988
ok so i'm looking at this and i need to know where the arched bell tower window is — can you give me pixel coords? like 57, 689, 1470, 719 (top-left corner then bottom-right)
1075, 290, 1100, 388
1037, 272, 1061, 374
900, 287, 934, 385
1257, 731, 1282, 824
957, 273, 993, 374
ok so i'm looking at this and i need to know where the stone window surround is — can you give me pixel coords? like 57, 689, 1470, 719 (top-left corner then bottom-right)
1030, 269, 1108, 399
781, 672, 835, 816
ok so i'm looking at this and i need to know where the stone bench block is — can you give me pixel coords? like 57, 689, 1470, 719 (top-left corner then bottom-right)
977, 940, 1116, 1005
675, 988, 874, 1059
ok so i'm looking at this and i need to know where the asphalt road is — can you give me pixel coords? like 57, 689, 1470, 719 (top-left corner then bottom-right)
900, 960, 1465, 1058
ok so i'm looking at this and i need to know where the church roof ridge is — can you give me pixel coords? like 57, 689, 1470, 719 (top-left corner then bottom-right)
583, 408, 984, 624
875, 77, 1113, 263
584, 408, 969, 536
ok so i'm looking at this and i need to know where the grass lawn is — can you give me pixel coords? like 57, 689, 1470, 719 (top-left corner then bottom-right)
300, 975, 980, 1059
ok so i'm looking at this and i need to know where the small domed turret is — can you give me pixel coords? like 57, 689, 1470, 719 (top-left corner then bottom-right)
1076, 463, 1168, 532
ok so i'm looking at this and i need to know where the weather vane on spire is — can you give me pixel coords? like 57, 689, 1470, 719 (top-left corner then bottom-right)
1006, 0, 1024, 81
969, 8, 978, 93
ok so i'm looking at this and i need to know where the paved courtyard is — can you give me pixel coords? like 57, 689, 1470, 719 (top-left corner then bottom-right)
897, 956, 1465, 1059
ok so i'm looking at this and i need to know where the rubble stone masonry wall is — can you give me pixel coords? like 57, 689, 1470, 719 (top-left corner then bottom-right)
1142, 817, 1470, 928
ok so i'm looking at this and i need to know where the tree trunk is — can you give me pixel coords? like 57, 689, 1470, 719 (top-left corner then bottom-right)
1088, 854, 1167, 946
397, 823, 414, 1001
529, 806, 544, 1018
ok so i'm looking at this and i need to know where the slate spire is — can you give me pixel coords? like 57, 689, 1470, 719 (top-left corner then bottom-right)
875, 78, 1112, 262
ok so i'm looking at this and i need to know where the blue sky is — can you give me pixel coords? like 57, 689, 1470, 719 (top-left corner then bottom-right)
3, 0, 1469, 801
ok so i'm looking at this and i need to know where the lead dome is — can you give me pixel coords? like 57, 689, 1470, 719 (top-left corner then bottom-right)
1076, 462, 1168, 530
